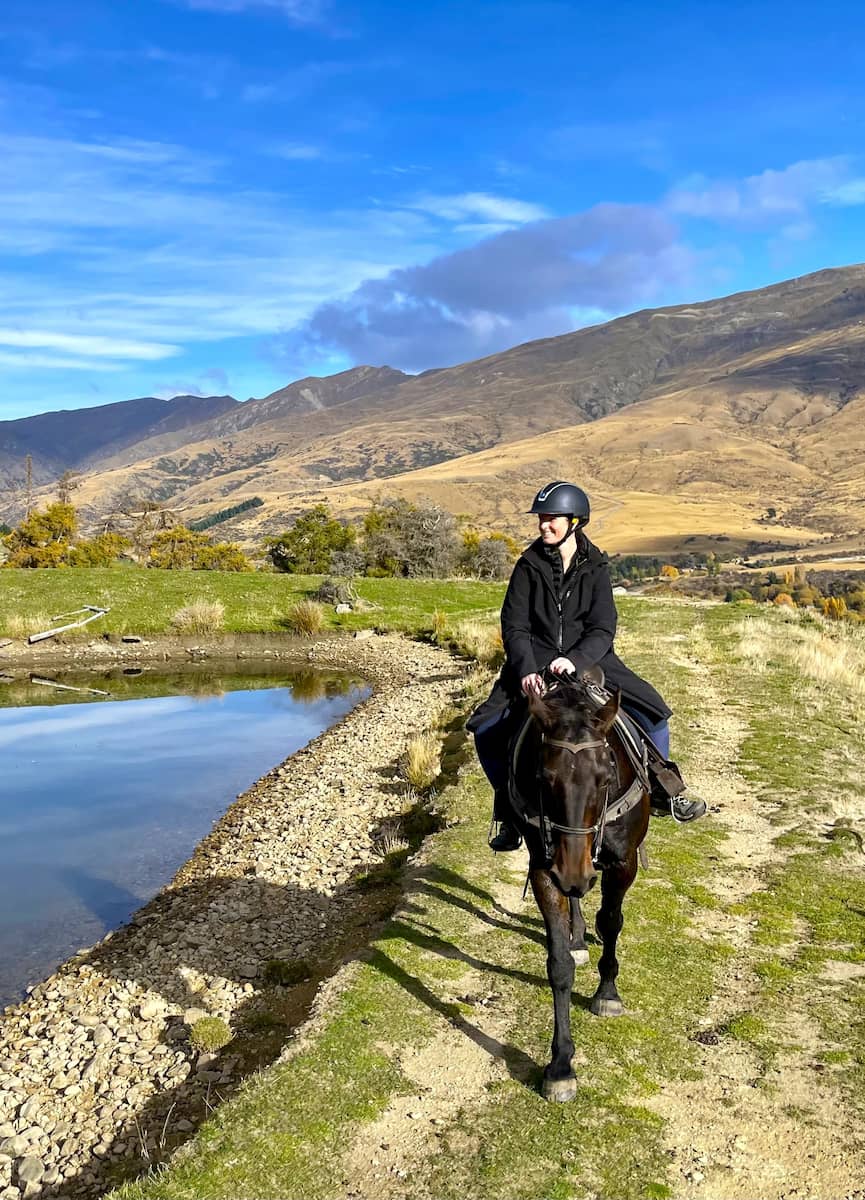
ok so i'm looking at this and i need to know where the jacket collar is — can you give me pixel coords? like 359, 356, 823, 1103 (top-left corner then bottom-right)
521, 534, 607, 577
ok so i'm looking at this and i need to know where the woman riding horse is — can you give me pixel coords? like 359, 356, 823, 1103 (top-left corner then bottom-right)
469, 480, 705, 851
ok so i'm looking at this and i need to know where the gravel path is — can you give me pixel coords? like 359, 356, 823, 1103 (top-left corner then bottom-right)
0, 633, 467, 1200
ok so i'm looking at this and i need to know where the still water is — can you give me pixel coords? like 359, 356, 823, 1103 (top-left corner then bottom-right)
0, 664, 368, 1007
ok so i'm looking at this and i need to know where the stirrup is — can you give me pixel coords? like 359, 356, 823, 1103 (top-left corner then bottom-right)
488, 822, 523, 852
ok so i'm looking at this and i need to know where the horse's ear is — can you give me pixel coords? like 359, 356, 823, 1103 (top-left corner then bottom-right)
593, 688, 620, 736
528, 691, 554, 730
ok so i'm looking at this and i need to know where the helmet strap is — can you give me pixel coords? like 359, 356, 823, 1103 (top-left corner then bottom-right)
549, 518, 580, 550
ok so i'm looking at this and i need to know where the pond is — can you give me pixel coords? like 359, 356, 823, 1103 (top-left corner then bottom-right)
0, 663, 369, 1008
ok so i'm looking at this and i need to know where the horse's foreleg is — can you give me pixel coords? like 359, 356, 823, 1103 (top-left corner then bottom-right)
531, 869, 577, 1101
590, 856, 637, 1018
569, 897, 589, 965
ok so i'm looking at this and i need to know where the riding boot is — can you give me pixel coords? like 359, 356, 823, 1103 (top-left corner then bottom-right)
488, 788, 522, 851
489, 822, 523, 851
649, 765, 707, 822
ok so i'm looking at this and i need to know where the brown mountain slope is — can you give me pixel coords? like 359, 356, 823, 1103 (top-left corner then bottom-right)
0, 393, 240, 487
4, 264, 865, 552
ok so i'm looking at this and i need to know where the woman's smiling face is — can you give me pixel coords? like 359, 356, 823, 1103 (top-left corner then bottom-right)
538, 513, 572, 543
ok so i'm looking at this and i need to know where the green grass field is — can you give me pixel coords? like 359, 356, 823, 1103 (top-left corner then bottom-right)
0, 567, 506, 638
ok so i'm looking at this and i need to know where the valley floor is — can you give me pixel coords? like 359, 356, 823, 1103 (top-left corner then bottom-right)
95, 601, 865, 1199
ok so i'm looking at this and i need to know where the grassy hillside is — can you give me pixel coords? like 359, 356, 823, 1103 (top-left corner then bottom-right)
101, 599, 865, 1200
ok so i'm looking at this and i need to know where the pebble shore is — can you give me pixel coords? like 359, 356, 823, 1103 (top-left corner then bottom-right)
0, 633, 468, 1199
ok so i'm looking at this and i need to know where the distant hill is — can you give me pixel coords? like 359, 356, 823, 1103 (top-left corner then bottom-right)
0, 393, 239, 486
3, 265, 865, 554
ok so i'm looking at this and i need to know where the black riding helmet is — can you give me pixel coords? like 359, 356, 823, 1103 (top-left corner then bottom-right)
528, 481, 590, 525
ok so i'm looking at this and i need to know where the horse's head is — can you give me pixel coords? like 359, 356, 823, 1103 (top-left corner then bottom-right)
528, 679, 619, 897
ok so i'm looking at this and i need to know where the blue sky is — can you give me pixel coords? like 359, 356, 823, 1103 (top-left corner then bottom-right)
1, 0, 864, 421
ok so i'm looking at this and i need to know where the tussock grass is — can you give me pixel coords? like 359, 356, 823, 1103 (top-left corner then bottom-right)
372, 818, 410, 858
170, 599, 225, 635
736, 611, 865, 699
284, 599, 325, 637
403, 731, 441, 790
449, 617, 504, 668
1, 611, 50, 639
188, 1016, 231, 1052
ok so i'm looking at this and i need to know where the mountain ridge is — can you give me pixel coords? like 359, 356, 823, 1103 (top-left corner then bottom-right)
3, 263, 865, 554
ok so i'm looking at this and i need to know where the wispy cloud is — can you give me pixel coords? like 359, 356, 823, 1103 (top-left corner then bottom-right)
408, 191, 549, 226
666, 157, 863, 223
177, 0, 330, 24
0, 330, 179, 360
269, 141, 325, 160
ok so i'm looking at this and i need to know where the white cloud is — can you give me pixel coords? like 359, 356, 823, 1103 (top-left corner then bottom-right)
666, 157, 859, 223
0, 330, 179, 360
270, 142, 324, 160
178, 0, 328, 22
0, 351, 120, 371
822, 179, 865, 206
409, 191, 549, 225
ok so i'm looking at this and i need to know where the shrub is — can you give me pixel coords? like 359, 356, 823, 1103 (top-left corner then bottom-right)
189, 1016, 232, 1052
3, 502, 77, 567
313, 577, 356, 605
263, 958, 312, 987
170, 600, 225, 634
149, 527, 250, 570
404, 731, 440, 790
68, 532, 131, 567
362, 497, 458, 578
285, 599, 325, 637
266, 504, 355, 574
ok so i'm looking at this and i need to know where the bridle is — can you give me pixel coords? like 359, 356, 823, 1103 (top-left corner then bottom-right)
538, 732, 611, 866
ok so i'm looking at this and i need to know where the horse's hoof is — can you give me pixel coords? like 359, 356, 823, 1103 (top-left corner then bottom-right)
570, 948, 590, 966
590, 996, 623, 1018
542, 1076, 577, 1103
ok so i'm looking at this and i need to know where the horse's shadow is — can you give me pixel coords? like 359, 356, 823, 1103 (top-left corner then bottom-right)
20, 858, 569, 1199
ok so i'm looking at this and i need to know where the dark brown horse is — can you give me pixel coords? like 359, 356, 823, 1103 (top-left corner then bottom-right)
518, 676, 650, 1102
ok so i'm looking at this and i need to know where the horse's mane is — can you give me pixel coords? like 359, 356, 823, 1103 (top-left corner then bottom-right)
530, 679, 597, 739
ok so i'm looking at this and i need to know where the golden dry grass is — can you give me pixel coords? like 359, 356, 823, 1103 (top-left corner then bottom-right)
449, 618, 504, 668
284, 599, 325, 638
403, 731, 441, 791
736, 611, 865, 700
2, 611, 50, 639
170, 599, 225, 635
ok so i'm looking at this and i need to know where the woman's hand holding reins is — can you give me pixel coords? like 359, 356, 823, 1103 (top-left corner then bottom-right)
520, 672, 545, 697
549, 657, 577, 676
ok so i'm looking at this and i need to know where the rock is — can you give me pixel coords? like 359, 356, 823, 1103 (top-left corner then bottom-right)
16, 1157, 44, 1184
353, 628, 374, 640
0, 1138, 26, 1158
138, 998, 165, 1021
335, 603, 352, 614
17, 1099, 39, 1122
238, 963, 258, 979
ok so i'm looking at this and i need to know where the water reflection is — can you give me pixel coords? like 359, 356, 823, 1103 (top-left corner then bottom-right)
0, 664, 368, 1007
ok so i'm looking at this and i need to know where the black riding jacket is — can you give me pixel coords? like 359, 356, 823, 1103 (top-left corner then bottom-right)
467, 534, 671, 731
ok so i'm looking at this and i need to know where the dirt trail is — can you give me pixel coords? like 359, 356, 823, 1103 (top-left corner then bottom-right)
648, 627, 865, 1200
338, 624, 865, 1200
